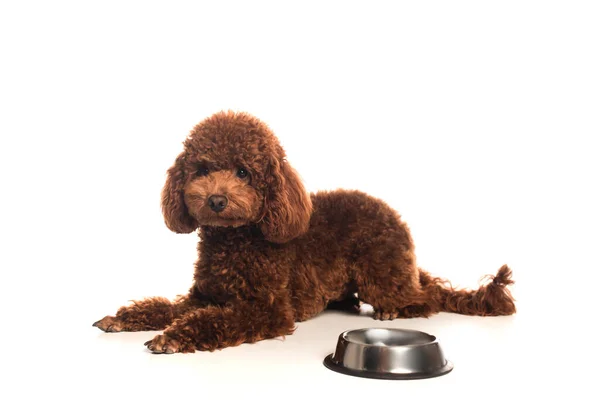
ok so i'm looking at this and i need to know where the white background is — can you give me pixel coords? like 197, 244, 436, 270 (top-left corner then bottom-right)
1, 1, 598, 399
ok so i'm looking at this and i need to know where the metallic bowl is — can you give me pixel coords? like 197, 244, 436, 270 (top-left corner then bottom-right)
323, 328, 453, 380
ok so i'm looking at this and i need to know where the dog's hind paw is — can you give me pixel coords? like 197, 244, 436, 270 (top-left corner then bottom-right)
372, 310, 399, 321
373, 304, 434, 320
93, 316, 123, 332
144, 334, 182, 354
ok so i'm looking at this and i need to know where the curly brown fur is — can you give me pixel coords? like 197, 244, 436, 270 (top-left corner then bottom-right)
94, 110, 516, 353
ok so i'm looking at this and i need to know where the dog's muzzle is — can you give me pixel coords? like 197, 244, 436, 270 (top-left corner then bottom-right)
208, 195, 228, 213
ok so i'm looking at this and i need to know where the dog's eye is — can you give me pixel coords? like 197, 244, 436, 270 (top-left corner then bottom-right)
196, 166, 209, 177
236, 168, 249, 179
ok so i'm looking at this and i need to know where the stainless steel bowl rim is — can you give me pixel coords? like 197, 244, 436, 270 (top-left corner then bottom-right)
339, 328, 438, 347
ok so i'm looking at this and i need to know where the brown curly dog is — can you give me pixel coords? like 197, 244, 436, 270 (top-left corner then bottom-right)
93, 111, 516, 353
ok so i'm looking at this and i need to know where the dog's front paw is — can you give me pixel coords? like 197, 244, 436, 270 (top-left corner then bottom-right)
93, 316, 123, 332
144, 334, 182, 354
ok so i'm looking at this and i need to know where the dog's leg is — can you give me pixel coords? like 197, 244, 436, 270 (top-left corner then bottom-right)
359, 274, 434, 321
144, 297, 295, 353
93, 293, 207, 332
354, 235, 436, 320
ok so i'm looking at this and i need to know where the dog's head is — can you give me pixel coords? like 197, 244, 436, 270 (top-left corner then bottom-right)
161, 111, 312, 243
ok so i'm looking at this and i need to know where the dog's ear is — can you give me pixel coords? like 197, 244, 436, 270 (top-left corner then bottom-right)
161, 152, 198, 233
260, 157, 312, 243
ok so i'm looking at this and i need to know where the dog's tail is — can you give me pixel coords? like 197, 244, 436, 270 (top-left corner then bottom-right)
418, 265, 516, 316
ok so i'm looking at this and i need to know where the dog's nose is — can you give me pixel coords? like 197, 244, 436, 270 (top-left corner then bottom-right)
208, 195, 228, 213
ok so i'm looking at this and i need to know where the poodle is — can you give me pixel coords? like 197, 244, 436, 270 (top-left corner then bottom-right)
93, 111, 516, 353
